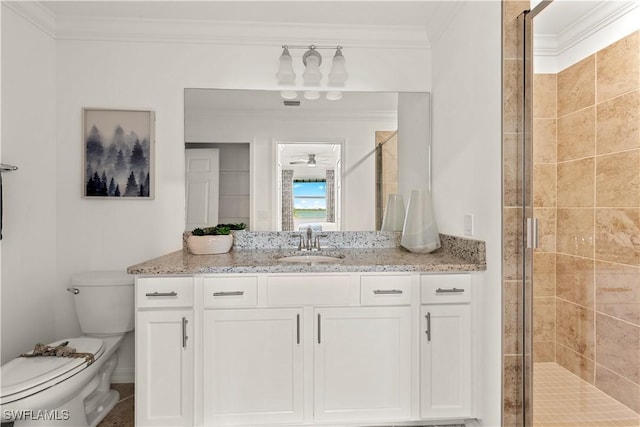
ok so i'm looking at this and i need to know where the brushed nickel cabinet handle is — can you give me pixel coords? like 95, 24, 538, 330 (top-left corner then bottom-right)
425, 313, 431, 342
435, 288, 465, 293
317, 313, 321, 344
373, 289, 403, 295
182, 317, 188, 348
296, 314, 300, 345
213, 291, 244, 297
145, 291, 178, 297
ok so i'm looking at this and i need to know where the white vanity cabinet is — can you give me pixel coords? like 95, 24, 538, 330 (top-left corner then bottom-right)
310, 273, 413, 421
420, 274, 473, 419
203, 308, 304, 426
135, 271, 479, 427
201, 276, 304, 426
135, 277, 194, 427
314, 306, 412, 422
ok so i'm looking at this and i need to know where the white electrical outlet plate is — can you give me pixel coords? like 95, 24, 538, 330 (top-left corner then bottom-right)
464, 214, 474, 236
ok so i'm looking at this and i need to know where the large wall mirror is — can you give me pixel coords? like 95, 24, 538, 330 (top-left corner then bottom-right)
184, 89, 431, 232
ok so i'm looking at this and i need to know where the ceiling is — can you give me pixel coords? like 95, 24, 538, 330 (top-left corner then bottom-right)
42, 1, 445, 26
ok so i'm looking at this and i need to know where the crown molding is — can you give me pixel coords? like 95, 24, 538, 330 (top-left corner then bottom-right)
533, 1, 637, 64
51, 15, 429, 50
555, 1, 637, 55
421, 1, 464, 46
7, 1, 430, 49
2, 1, 56, 38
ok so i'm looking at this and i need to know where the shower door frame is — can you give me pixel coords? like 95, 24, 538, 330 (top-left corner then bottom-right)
519, 2, 554, 426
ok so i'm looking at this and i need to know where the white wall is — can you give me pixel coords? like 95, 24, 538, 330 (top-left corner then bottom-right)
185, 111, 396, 231
430, 2, 502, 426
1, 5, 57, 364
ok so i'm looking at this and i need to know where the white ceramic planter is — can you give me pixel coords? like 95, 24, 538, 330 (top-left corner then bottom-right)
187, 234, 233, 255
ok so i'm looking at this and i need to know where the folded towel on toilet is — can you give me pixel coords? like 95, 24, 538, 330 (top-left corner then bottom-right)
19, 341, 95, 365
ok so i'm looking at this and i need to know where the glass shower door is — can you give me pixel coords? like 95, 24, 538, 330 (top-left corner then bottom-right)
518, 9, 534, 427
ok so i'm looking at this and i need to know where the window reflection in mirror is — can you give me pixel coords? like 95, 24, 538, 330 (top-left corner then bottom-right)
275, 142, 342, 232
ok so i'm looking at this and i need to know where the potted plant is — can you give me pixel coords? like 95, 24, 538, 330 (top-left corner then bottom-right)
187, 223, 245, 255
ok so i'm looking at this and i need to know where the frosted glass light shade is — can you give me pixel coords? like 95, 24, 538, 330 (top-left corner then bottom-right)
401, 189, 441, 253
280, 90, 298, 100
328, 49, 348, 84
381, 194, 405, 232
326, 91, 342, 101
303, 90, 320, 100
303, 55, 322, 85
276, 48, 296, 84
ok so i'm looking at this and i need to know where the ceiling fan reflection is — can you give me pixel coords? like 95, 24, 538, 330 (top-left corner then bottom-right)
289, 154, 332, 168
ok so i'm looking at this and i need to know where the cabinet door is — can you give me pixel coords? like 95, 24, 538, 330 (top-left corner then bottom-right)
203, 308, 304, 426
136, 310, 193, 426
420, 304, 472, 419
314, 307, 411, 422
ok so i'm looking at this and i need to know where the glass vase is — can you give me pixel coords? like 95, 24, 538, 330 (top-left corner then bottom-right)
401, 188, 441, 253
380, 193, 406, 232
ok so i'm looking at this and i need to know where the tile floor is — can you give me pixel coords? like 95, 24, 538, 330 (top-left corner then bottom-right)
534, 362, 640, 427
97, 363, 640, 427
94, 384, 463, 427
97, 383, 134, 427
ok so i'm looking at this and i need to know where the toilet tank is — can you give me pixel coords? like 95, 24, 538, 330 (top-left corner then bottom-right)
71, 271, 135, 335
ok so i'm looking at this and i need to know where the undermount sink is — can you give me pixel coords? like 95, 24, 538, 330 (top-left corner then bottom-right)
277, 254, 344, 264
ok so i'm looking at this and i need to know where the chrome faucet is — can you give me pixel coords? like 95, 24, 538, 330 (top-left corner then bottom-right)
295, 227, 323, 251
306, 226, 313, 250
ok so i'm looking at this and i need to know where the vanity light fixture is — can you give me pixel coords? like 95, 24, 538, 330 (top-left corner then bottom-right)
276, 45, 348, 101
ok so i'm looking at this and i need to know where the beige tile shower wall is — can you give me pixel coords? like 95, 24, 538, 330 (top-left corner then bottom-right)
376, 130, 398, 214
554, 31, 640, 413
533, 73, 557, 363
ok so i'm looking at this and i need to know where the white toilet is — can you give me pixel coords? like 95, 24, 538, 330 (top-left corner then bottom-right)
0, 271, 134, 427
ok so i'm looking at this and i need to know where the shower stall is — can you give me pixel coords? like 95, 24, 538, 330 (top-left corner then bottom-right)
505, 0, 640, 425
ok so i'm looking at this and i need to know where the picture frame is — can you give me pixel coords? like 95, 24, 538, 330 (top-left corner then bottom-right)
82, 108, 155, 199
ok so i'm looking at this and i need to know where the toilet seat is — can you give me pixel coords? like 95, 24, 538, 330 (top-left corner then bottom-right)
1, 337, 104, 405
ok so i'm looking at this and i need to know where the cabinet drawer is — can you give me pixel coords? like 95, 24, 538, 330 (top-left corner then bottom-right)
421, 274, 471, 304
360, 275, 412, 306
267, 275, 351, 306
203, 276, 258, 307
137, 277, 193, 308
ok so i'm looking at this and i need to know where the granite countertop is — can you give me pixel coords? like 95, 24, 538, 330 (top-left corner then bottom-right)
127, 233, 486, 275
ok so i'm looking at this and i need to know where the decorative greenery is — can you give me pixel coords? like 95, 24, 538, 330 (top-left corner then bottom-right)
191, 223, 246, 236
217, 223, 246, 230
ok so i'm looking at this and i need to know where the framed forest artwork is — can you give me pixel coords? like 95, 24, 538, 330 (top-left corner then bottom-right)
82, 108, 155, 199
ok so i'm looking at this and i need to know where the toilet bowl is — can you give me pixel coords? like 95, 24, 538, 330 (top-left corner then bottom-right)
0, 271, 134, 427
